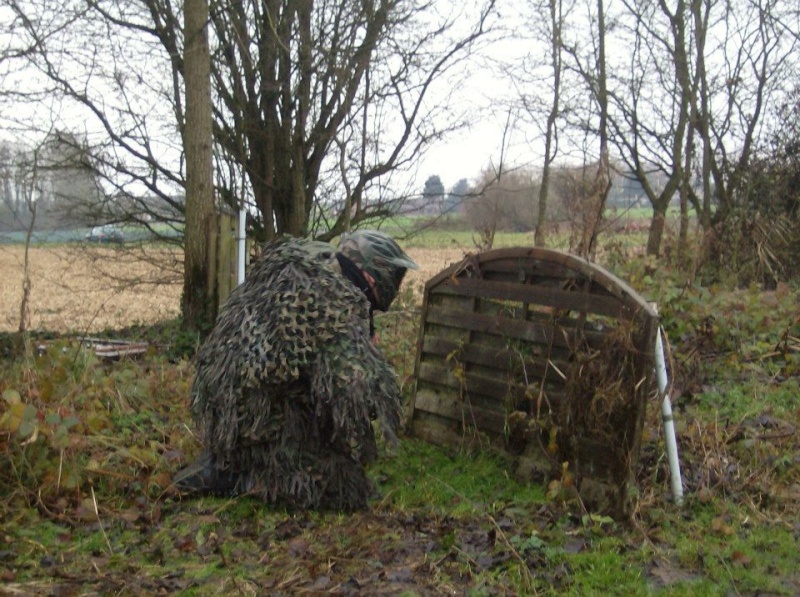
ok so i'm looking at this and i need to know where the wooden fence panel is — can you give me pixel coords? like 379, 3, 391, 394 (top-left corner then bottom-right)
409, 247, 658, 519
214, 212, 245, 309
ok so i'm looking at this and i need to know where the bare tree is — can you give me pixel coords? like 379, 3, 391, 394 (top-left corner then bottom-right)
6, 0, 188, 240
535, 0, 565, 247
602, 0, 692, 257
619, 0, 796, 258
8, 0, 496, 242
196, 0, 496, 240
89, 0, 496, 241
465, 166, 540, 234
585, 0, 611, 260
558, 0, 612, 259
5, 135, 54, 355
16, 147, 39, 338
691, 0, 796, 224
688, 0, 712, 231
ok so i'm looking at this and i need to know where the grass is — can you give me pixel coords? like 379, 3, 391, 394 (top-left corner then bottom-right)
1, 238, 799, 594
371, 438, 547, 515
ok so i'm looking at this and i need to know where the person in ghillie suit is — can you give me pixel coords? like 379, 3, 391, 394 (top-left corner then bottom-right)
174, 230, 418, 511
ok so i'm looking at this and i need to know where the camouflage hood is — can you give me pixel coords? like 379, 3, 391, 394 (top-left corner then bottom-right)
338, 230, 418, 311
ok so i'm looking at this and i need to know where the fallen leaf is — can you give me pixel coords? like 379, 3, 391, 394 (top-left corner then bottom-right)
710, 517, 735, 536
2, 389, 21, 406
563, 537, 586, 554
730, 551, 751, 567
287, 537, 310, 557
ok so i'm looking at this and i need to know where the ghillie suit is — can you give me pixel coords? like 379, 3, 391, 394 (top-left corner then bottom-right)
185, 238, 404, 511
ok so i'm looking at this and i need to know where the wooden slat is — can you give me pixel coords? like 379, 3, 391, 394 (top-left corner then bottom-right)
218, 239, 231, 307
420, 336, 571, 385
428, 292, 475, 312
416, 361, 569, 413
417, 362, 514, 402
478, 259, 580, 280
424, 247, 657, 319
425, 306, 553, 345
413, 389, 507, 434
424, 309, 609, 352
434, 278, 634, 320
409, 415, 468, 449
424, 305, 609, 350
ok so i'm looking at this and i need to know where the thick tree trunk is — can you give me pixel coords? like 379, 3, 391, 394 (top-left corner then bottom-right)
182, 0, 216, 334
647, 208, 666, 257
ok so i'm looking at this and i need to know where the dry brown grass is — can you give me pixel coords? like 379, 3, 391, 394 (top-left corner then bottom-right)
404, 246, 468, 289
0, 244, 468, 334
1, 245, 183, 334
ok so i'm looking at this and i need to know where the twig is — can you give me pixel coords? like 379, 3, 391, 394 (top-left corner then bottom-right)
57, 449, 64, 491
716, 553, 740, 596
487, 515, 538, 595
90, 485, 113, 555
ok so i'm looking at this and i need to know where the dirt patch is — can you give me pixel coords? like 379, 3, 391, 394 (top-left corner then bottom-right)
1, 245, 183, 333
0, 245, 468, 334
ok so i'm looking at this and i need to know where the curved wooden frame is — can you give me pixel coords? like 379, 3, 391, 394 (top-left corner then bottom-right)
409, 247, 658, 519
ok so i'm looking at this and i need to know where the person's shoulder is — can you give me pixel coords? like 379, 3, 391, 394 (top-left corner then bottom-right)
259, 237, 341, 274
289, 238, 343, 273
296, 239, 336, 260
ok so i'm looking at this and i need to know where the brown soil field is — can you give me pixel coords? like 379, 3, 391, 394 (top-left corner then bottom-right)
0, 244, 468, 334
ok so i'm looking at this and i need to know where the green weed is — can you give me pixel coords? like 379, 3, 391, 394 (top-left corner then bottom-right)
1, 253, 799, 595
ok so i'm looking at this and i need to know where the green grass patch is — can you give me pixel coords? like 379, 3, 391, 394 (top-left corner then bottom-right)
371, 438, 546, 515
1, 253, 799, 595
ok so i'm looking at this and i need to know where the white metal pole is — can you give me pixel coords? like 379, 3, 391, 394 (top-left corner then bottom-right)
655, 327, 684, 505
237, 206, 247, 285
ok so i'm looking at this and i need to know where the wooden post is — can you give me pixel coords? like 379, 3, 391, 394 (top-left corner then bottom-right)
215, 213, 232, 308
206, 214, 219, 322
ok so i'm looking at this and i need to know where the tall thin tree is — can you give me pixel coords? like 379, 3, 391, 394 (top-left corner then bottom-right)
534, 0, 564, 247
183, 0, 216, 332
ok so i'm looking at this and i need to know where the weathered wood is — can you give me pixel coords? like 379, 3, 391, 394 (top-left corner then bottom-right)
424, 305, 608, 351
410, 246, 658, 520
37, 338, 151, 360
217, 213, 233, 307
417, 351, 569, 405
434, 278, 636, 320
413, 389, 508, 435
409, 414, 470, 449
421, 336, 571, 384
214, 211, 244, 308
424, 248, 654, 311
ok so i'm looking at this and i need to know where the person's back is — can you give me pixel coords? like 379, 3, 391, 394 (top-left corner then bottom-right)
175, 232, 417, 510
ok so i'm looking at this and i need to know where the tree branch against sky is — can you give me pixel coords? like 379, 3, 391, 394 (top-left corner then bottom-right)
316, 0, 497, 240
4, 0, 186, 230
4, 0, 499, 241
2, 0, 798, 253
707, 0, 796, 218
603, 0, 692, 256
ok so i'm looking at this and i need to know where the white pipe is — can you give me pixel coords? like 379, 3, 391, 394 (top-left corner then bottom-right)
237, 206, 247, 285
655, 327, 684, 505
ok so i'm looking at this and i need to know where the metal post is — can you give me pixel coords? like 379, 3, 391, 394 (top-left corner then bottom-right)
237, 206, 247, 285
655, 327, 684, 505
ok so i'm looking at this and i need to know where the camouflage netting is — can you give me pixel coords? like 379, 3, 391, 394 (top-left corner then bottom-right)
190, 238, 403, 511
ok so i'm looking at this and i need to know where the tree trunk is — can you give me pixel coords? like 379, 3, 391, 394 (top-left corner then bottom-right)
535, 0, 563, 248
646, 208, 667, 257
679, 123, 693, 262
583, 0, 611, 261
182, 0, 216, 334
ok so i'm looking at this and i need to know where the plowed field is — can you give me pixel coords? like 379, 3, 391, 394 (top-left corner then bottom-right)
0, 245, 467, 333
